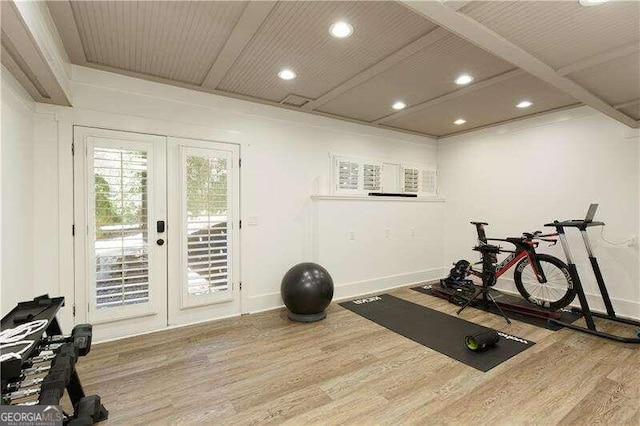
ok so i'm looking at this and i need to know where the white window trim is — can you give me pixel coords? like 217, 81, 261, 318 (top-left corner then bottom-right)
331, 153, 437, 197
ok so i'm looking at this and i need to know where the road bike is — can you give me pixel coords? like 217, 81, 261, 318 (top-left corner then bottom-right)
443, 222, 576, 311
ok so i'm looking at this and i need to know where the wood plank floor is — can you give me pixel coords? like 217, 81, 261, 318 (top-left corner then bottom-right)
75, 285, 640, 425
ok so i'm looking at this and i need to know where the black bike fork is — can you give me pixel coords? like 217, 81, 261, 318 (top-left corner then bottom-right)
526, 247, 549, 284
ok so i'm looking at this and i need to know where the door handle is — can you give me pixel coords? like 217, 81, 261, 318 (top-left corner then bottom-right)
157, 220, 166, 233
156, 239, 165, 246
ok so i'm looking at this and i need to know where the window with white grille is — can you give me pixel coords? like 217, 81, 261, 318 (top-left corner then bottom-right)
92, 147, 150, 309
363, 163, 381, 191
332, 155, 436, 197
334, 156, 382, 194
337, 159, 359, 191
403, 168, 420, 193
402, 166, 437, 196
184, 151, 230, 297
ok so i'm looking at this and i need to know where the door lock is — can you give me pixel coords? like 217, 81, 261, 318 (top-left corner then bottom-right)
156, 239, 165, 246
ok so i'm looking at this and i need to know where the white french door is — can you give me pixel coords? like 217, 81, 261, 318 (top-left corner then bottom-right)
74, 127, 240, 339
167, 137, 240, 326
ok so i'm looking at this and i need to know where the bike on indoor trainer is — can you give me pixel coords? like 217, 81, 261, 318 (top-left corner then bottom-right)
446, 222, 576, 324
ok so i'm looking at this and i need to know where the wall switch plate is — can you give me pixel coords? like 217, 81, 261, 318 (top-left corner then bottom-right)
248, 216, 258, 226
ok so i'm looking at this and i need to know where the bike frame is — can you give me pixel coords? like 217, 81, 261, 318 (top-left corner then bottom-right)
469, 222, 557, 284
467, 244, 540, 281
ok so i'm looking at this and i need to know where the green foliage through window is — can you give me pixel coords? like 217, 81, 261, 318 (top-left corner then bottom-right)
186, 156, 227, 217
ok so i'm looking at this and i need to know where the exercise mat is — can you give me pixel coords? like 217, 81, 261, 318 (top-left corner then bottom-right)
411, 284, 582, 331
340, 294, 534, 372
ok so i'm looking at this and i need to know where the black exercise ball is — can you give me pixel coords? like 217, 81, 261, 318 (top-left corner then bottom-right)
281, 262, 334, 323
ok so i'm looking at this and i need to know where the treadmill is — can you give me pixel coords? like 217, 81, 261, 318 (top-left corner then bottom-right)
545, 204, 640, 343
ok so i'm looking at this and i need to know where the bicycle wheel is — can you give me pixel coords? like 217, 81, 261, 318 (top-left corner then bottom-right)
513, 254, 576, 310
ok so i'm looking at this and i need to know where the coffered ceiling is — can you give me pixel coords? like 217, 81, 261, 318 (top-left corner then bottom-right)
7, 1, 640, 137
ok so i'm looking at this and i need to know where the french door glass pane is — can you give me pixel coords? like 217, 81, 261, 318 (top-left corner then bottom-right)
93, 147, 150, 309
185, 154, 229, 296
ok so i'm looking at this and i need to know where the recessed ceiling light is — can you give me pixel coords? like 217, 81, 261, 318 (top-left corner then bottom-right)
329, 21, 354, 38
579, 0, 610, 6
392, 101, 407, 110
278, 69, 297, 80
516, 100, 533, 109
453, 118, 466, 125
455, 74, 474, 85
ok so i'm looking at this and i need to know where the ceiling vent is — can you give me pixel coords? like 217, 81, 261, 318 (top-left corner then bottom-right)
280, 94, 314, 107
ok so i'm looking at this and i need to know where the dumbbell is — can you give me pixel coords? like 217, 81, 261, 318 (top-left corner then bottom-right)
19, 344, 78, 376
3, 359, 73, 404
3, 376, 46, 393
20, 344, 77, 369
41, 324, 92, 357
3, 346, 74, 391
2, 370, 69, 405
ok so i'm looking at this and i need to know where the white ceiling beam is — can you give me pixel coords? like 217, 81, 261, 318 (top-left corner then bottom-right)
399, 0, 638, 129
302, 28, 449, 111
46, 0, 87, 65
372, 68, 524, 124
557, 41, 639, 76
201, 1, 276, 89
614, 99, 640, 110
1, 44, 49, 103
1, 1, 71, 105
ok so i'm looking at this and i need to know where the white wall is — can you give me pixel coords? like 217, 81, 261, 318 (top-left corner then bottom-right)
438, 107, 640, 319
1, 68, 36, 313
32, 65, 441, 331
314, 197, 444, 301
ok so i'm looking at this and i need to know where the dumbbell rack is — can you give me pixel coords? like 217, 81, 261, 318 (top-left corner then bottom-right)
1, 295, 108, 424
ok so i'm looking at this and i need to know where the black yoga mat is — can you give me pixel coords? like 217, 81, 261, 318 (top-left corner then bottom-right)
340, 294, 534, 372
411, 285, 582, 331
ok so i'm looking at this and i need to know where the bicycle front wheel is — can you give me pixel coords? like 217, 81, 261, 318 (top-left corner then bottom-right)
513, 254, 575, 310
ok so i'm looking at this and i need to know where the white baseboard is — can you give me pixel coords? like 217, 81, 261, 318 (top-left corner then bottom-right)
245, 292, 285, 314
333, 267, 445, 301
247, 267, 446, 314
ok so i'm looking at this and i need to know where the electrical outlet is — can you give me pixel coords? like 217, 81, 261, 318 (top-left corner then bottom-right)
410, 227, 416, 237
348, 230, 356, 242
385, 228, 390, 238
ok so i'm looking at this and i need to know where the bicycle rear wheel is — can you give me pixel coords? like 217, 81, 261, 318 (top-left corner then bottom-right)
513, 254, 575, 310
